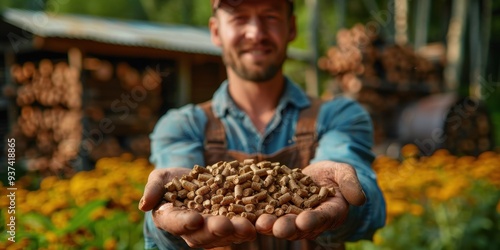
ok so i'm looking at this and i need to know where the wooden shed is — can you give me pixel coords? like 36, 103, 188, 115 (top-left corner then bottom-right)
0, 9, 225, 175
1, 9, 312, 175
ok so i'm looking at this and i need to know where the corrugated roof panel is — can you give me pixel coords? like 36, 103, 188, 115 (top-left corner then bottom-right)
2, 8, 222, 55
1, 8, 311, 60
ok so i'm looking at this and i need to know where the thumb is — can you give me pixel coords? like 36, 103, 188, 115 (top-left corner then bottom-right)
336, 163, 366, 206
303, 161, 366, 206
139, 168, 170, 211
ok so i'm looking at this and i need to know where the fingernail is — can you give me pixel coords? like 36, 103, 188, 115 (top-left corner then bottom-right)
138, 197, 145, 210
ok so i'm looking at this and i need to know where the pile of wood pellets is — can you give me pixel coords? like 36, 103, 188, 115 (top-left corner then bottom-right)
163, 160, 335, 223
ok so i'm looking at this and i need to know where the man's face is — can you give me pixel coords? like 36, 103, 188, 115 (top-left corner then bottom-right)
209, 0, 296, 82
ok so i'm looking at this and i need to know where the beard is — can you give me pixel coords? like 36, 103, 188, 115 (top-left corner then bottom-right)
221, 42, 287, 82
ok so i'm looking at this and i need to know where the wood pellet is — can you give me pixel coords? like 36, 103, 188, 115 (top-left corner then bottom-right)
162, 160, 336, 223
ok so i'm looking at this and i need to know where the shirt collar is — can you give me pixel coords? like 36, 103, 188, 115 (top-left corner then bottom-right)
211, 77, 311, 118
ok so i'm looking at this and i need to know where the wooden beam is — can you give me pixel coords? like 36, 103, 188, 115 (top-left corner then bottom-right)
480, 0, 492, 88
395, 0, 408, 45
305, 0, 319, 97
33, 36, 222, 63
444, 0, 468, 92
469, 0, 482, 99
414, 0, 431, 49
178, 57, 191, 106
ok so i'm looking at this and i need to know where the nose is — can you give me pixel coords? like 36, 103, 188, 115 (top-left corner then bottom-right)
244, 16, 266, 42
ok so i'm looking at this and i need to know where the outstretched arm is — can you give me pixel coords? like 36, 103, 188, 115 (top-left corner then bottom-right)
139, 167, 257, 249
307, 97, 386, 243
254, 161, 366, 240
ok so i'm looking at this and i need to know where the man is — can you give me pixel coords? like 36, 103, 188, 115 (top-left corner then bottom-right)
139, 0, 386, 249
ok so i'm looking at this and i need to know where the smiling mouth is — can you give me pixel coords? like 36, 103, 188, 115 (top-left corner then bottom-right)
248, 50, 268, 55
241, 48, 273, 57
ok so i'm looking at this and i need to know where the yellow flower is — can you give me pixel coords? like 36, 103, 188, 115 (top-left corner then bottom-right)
120, 152, 134, 161
373, 231, 384, 245
128, 210, 142, 223
409, 204, 424, 216
90, 207, 109, 221
51, 210, 74, 229
40, 176, 59, 190
401, 144, 420, 158
44, 231, 58, 244
104, 238, 118, 250
385, 199, 408, 221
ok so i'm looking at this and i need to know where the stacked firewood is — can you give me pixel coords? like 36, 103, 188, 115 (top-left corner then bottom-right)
83, 60, 163, 161
318, 23, 444, 94
319, 24, 445, 147
443, 100, 493, 156
11, 60, 82, 177
14, 60, 82, 109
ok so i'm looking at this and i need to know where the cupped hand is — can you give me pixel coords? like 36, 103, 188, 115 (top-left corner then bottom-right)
138, 168, 257, 248
255, 161, 366, 240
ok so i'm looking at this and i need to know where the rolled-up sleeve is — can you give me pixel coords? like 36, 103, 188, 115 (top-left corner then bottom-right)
146, 105, 207, 249
312, 97, 386, 242
149, 104, 206, 169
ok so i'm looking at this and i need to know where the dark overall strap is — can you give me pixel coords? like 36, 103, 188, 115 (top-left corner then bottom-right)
199, 101, 227, 157
199, 97, 323, 168
295, 97, 323, 168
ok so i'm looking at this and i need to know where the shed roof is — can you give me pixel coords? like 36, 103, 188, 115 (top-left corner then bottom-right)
2, 8, 220, 55
1, 8, 311, 60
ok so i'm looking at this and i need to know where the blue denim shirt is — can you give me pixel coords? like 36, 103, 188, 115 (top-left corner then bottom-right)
145, 78, 386, 249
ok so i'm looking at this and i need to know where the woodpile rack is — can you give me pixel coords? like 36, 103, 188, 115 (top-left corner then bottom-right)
81, 57, 170, 162
7, 55, 173, 177
9, 59, 83, 177
319, 23, 494, 156
1, 8, 229, 176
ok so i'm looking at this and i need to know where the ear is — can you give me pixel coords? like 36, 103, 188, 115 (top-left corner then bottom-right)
209, 16, 222, 47
287, 15, 297, 42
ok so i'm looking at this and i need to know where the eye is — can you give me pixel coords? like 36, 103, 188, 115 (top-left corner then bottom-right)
264, 13, 281, 22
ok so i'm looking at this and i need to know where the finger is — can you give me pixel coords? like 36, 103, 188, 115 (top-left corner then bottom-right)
140, 167, 190, 211
272, 214, 298, 239
336, 164, 366, 206
295, 210, 325, 232
255, 214, 277, 235
153, 203, 204, 235
288, 209, 329, 240
231, 216, 257, 242
296, 197, 348, 232
183, 215, 234, 248
139, 169, 170, 211
303, 161, 366, 206
197, 216, 258, 248
205, 217, 257, 248
208, 215, 234, 237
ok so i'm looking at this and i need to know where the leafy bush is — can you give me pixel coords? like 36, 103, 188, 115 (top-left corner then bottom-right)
348, 145, 500, 250
0, 154, 152, 250
2, 147, 499, 249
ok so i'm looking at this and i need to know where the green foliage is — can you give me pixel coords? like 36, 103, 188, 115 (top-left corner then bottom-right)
15, 200, 139, 249
45, 0, 148, 20
139, 0, 211, 27
0, 155, 151, 249
0, 0, 42, 11
1, 200, 141, 249
347, 179, 500, 250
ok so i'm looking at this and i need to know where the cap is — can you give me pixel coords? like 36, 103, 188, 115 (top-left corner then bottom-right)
211, 0, 294, 11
